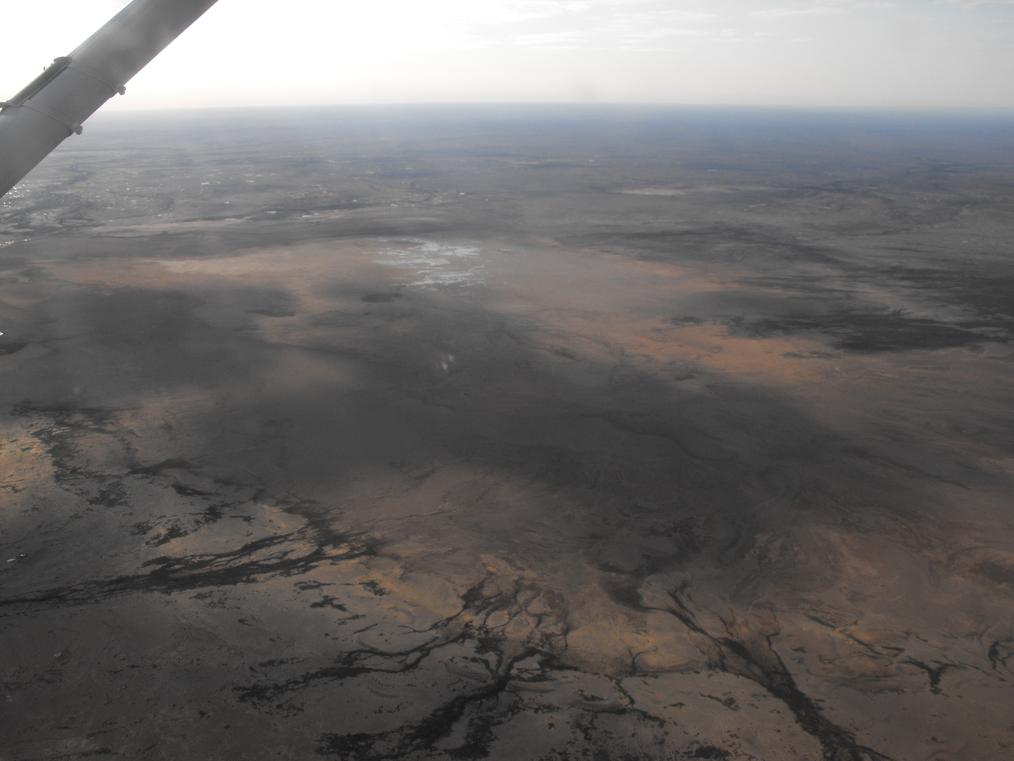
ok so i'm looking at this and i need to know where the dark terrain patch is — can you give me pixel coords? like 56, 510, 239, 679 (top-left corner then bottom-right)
361, 292, 403, 303
727, 308, 985, 352
0, 341, 27, 355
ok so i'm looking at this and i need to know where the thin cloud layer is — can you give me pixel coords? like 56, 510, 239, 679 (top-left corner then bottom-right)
0, 0, 1012, 108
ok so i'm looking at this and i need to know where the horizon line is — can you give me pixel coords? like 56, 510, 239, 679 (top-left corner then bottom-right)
97, 101, 1014, 117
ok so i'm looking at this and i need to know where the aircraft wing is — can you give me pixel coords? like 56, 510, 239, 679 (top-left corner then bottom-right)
0, 0, 218, 199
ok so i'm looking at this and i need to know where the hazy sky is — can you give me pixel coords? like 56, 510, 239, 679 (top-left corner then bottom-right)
1, 0, 1013, 110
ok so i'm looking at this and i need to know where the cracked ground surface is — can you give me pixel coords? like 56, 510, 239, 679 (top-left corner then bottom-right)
1, 107, 1013, 760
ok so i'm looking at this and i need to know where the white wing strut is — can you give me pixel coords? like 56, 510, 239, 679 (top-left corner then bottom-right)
0, 0, 219, 199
